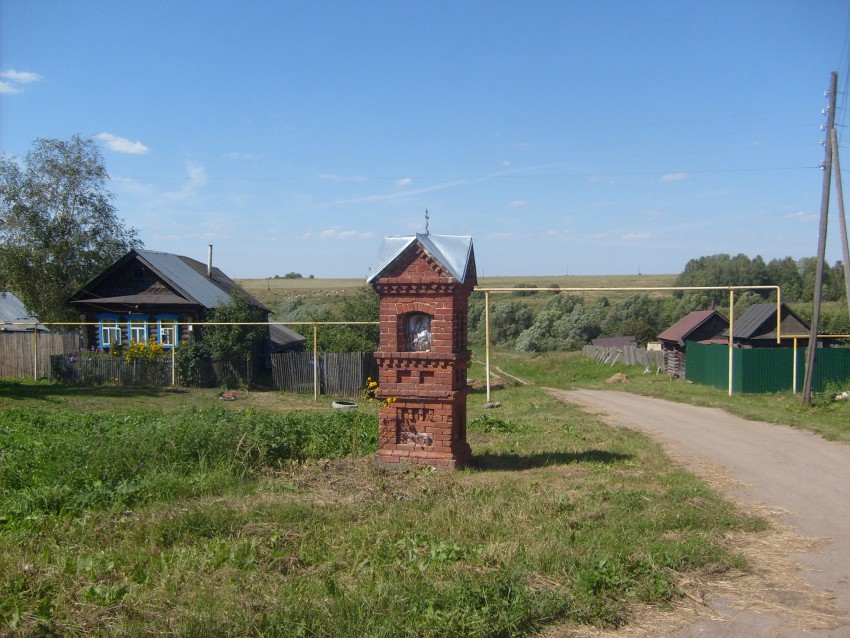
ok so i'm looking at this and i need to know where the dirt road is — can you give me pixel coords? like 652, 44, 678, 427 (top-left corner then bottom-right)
547, 389, 850, 637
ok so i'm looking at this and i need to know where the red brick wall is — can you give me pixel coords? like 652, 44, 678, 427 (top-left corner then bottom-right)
372, 242, 473, 469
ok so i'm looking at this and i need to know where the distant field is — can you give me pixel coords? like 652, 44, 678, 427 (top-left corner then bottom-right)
238, 274, 680, 308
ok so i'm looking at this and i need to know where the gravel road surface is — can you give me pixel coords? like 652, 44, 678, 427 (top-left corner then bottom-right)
547, 389, 850, 637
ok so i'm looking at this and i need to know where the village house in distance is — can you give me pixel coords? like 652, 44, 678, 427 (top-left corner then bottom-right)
68, 247, 304, 353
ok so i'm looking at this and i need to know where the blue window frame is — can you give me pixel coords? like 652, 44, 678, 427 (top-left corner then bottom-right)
157, 315, 178, 348
97, 313, 121, 349
127, 316, 148, 343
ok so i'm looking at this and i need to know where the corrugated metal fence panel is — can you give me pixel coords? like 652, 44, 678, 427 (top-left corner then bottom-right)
0, 332, 76, 379
739, 348, 793, 394
811, 348, 850, 392
686, 343, 850, 393
684, 342, 730, 391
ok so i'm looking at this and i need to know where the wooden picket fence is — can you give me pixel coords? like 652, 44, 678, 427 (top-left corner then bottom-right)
270, 351, 377, 397
582, 344, 665, 372
0, 331, 79, 379
51, 354, 174, 386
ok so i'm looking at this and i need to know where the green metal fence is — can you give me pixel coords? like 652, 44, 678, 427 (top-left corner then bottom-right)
685, 342, 850, 393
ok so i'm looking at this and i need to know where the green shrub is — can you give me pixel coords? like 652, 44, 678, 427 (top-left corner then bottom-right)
0, 407, 378, 524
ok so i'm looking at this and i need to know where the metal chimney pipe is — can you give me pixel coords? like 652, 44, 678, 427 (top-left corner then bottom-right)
207, 244, 213, 277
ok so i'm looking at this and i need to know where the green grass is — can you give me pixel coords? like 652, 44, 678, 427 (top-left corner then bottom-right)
480, 349, 850, 444
0, 377, 761, 636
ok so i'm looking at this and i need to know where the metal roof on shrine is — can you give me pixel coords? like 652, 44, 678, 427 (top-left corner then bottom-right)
366, 234, 475, 284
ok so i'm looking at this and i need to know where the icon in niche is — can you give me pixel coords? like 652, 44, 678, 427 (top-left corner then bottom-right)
407, 314, 432, 352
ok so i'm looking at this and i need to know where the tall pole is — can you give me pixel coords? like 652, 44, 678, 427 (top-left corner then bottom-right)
728, 289, 735, 395
831, 128, 850, 313
485, 290, 491, 403
803, 71, 838, 404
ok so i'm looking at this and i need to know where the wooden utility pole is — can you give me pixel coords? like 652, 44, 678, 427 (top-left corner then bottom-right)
803, 71, 838, 404
832, 128, 850, 313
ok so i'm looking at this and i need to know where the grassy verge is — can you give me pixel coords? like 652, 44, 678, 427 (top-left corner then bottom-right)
0, 380, 762, 636
480, 349, 850, 444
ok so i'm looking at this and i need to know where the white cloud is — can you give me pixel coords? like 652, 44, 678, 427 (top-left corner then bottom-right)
95, 133, 150, 155
0, 69, 42, 94
318, 173, 368, 182
660, 172, 687, 182
0, 70, 41, 83
319, 226, 376, 241
223, 152, 260, 161
0, 81, 21, 95
486, 232, 516, 240
786, 210, 817, 222
622, 232, 652, 241
508, 200, 527, 208
162, 161, 209, 204
395, 177, 412, 188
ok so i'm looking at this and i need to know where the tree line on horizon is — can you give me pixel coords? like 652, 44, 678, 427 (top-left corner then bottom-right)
3, 136, 849, 352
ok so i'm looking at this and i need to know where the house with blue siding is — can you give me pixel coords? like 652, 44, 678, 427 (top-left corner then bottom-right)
68, 248, 297, 352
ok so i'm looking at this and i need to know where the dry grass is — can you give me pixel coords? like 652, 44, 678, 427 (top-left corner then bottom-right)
538, 427, 843, 637
237, 274, 680, 309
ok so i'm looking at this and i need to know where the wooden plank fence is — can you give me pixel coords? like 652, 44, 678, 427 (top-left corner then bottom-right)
271, 351, 377, 397
0, 331, 79, 379
51, 355, 174, 386
582, 344, 665, 371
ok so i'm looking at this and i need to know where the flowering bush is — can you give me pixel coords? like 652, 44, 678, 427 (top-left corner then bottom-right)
363, 377, 396, 407
122, 337, 166, 363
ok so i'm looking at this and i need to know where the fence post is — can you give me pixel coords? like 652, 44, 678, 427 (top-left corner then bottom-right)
313, 323, 318, 401
728, 289, 735, 396
171, 320, 177, 386
33, 329, 38, 381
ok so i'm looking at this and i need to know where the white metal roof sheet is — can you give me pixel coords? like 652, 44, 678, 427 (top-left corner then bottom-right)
0, 291, 48, 331
366, 234, 474, 283
136, 249, 232, 309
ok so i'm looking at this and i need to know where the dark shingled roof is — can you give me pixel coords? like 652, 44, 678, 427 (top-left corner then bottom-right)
70, 249, 269, 312
269, 322, 307, 352
657, 310, 728, 347
724, 303, 809, 340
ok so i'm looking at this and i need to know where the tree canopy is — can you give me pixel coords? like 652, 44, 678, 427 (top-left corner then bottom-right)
0, 136, 141, 321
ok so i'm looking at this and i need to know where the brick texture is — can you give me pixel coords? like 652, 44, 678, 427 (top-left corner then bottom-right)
372, 241, 475, 469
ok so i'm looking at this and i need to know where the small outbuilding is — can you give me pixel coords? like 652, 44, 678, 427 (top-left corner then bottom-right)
657, 310, 729, 378
724, 303, 809, 348
269, 322, 307, 353
0, 291, 48, 333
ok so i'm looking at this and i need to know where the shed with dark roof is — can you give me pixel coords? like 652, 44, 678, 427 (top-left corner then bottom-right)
657, 309, 729, 378
723, 303, 809, 348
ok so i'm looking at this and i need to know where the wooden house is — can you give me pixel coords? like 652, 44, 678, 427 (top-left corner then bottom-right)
724, 303, 809, 348
657, 310, 729, 378
68, 248, 280, 351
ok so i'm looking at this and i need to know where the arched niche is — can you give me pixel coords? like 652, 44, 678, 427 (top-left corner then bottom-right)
404, 312, 432, 352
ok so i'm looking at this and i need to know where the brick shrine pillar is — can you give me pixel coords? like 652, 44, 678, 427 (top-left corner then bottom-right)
367, 234, 477, 469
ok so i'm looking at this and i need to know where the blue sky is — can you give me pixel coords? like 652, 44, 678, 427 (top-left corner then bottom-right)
2, 1, 850, 279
